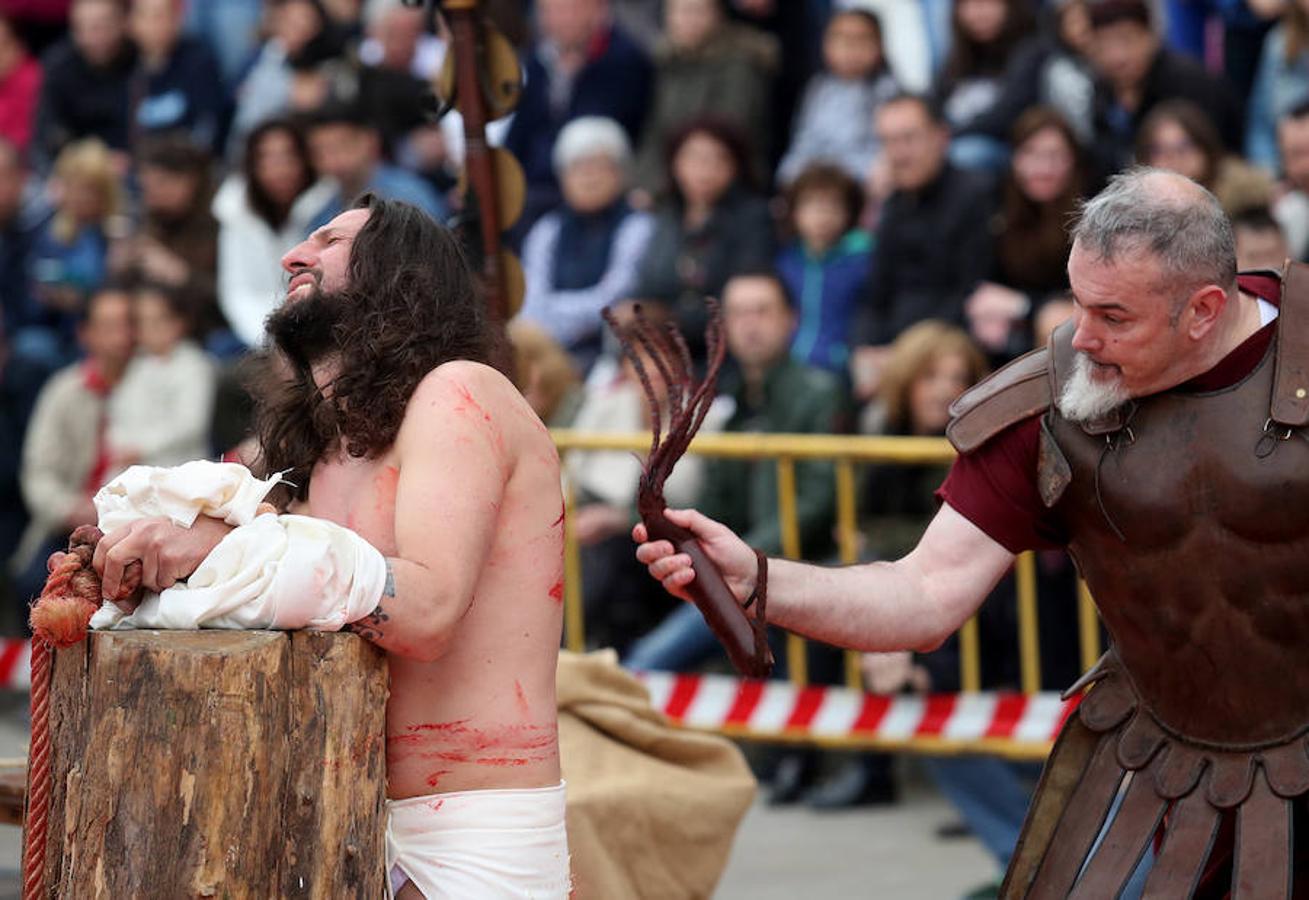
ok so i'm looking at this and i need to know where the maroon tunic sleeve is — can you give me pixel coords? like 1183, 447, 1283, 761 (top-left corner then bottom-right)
935, 416, 1069, 553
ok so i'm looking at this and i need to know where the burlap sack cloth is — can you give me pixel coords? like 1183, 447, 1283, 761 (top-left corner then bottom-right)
558, 651, 757, 899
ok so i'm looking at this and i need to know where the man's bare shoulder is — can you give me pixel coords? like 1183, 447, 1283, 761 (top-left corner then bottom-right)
404, 358, 487, 394
397, 360, 555, 456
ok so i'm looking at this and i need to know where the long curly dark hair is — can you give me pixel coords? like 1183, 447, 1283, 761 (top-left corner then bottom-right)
253, 193, 493, 501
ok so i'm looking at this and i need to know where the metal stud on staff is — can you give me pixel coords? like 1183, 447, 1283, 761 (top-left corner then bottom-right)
404, 0, 527, 324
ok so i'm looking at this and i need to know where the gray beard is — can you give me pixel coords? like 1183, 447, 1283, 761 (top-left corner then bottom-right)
1057, 352, 1130, 423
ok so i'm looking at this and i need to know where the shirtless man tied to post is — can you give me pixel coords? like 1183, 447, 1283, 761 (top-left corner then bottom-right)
91, 195, 569, 898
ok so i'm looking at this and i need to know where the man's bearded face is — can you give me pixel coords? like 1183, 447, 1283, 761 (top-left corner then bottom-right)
1062, 242, 1199, 412
265, 283, 347, 367
1057, 351, 1131, 423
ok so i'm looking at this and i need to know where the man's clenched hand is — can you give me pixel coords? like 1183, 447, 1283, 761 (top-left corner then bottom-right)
92, 513, 249, 609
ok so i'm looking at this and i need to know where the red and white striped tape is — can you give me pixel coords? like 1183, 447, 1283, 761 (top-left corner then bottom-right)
634, 670, 1078, 748
0, 641, 1076, 749
0, 639, 31, 690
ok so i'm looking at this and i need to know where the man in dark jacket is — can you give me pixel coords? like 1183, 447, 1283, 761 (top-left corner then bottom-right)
506, 0, 652, 234
127, 0, 227, 156
853, 93, 995, 400
1087, 0, 1242, 170
32, 0, 136, 170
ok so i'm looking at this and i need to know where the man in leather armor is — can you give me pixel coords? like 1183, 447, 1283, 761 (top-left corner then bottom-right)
634, 167, 1309, 897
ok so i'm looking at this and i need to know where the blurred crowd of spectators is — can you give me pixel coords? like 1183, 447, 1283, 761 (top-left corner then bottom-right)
1, 0, 1306, 886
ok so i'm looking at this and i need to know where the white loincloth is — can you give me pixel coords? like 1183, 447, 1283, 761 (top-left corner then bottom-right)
386, 783, 570, 899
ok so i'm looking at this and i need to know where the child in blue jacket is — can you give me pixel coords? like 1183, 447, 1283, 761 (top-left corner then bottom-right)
775, 163, 871, 380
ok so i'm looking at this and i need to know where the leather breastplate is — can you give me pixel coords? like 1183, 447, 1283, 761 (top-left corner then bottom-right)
1006, 316, 1309, 898
986, 266, 1309, 898
1046, 327, 1309, 748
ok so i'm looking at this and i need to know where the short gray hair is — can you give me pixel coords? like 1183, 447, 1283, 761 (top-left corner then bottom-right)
552, 116, 632, 175
1071, 167, 1237, 308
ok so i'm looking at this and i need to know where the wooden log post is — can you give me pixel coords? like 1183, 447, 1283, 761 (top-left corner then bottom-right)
28, 630, 388, 898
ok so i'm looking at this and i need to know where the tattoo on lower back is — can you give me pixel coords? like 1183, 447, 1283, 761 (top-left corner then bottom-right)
346, 561, 395, 642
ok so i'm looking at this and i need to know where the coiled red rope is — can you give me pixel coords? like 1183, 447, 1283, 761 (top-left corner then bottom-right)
21, 638, 51, 900
21, 525, 136, 896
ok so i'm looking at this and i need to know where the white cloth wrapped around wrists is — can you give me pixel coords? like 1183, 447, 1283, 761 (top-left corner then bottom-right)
87, 461, 387, 633
93, 460, 282, 531
90, 513, 388, 632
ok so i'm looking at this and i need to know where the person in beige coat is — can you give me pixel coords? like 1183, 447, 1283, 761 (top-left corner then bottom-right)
107, 282, 216, 468
11, 284, 135, 604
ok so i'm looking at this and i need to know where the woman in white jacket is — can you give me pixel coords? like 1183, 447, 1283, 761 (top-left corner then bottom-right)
212, 118, 336, 349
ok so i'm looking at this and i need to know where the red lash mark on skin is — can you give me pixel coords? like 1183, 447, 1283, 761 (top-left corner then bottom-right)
396, 722, 554, 745
452, 381, 493, 423
475, 757, 533, 767
451, 380, 507, 459
422, 750, 472, 763
388, 747, 471, 765
426, 774, 451, 790
387, 722, 558, 766
514, 680, 530, 717
406, 719, 472, 733
374, 465, 400, 519
548, 580, 564, 603
551, 504, 565, 528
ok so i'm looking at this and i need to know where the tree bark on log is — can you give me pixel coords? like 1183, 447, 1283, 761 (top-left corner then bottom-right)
27, 630, 388, 898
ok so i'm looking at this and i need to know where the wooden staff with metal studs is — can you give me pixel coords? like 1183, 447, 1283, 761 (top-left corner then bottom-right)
407, 0, 527, 325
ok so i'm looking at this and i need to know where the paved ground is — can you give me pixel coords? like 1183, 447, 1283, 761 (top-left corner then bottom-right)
717, 767, 996, 900
0, 699, 996, 899
0, 696, 27, 899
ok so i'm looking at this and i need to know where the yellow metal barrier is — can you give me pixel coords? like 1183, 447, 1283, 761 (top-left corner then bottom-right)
1078, 580, 1101, 671
553, 429, 1098, 753
562, 481, 585, 653
959, 617, 982, 693
553, 430, 958, 462
775, 456, 807, 687
834, 460, 863, 690
1015, 552, 1041, 695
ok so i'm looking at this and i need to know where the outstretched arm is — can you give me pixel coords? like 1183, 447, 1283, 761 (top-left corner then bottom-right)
636, 503, 1014, 653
